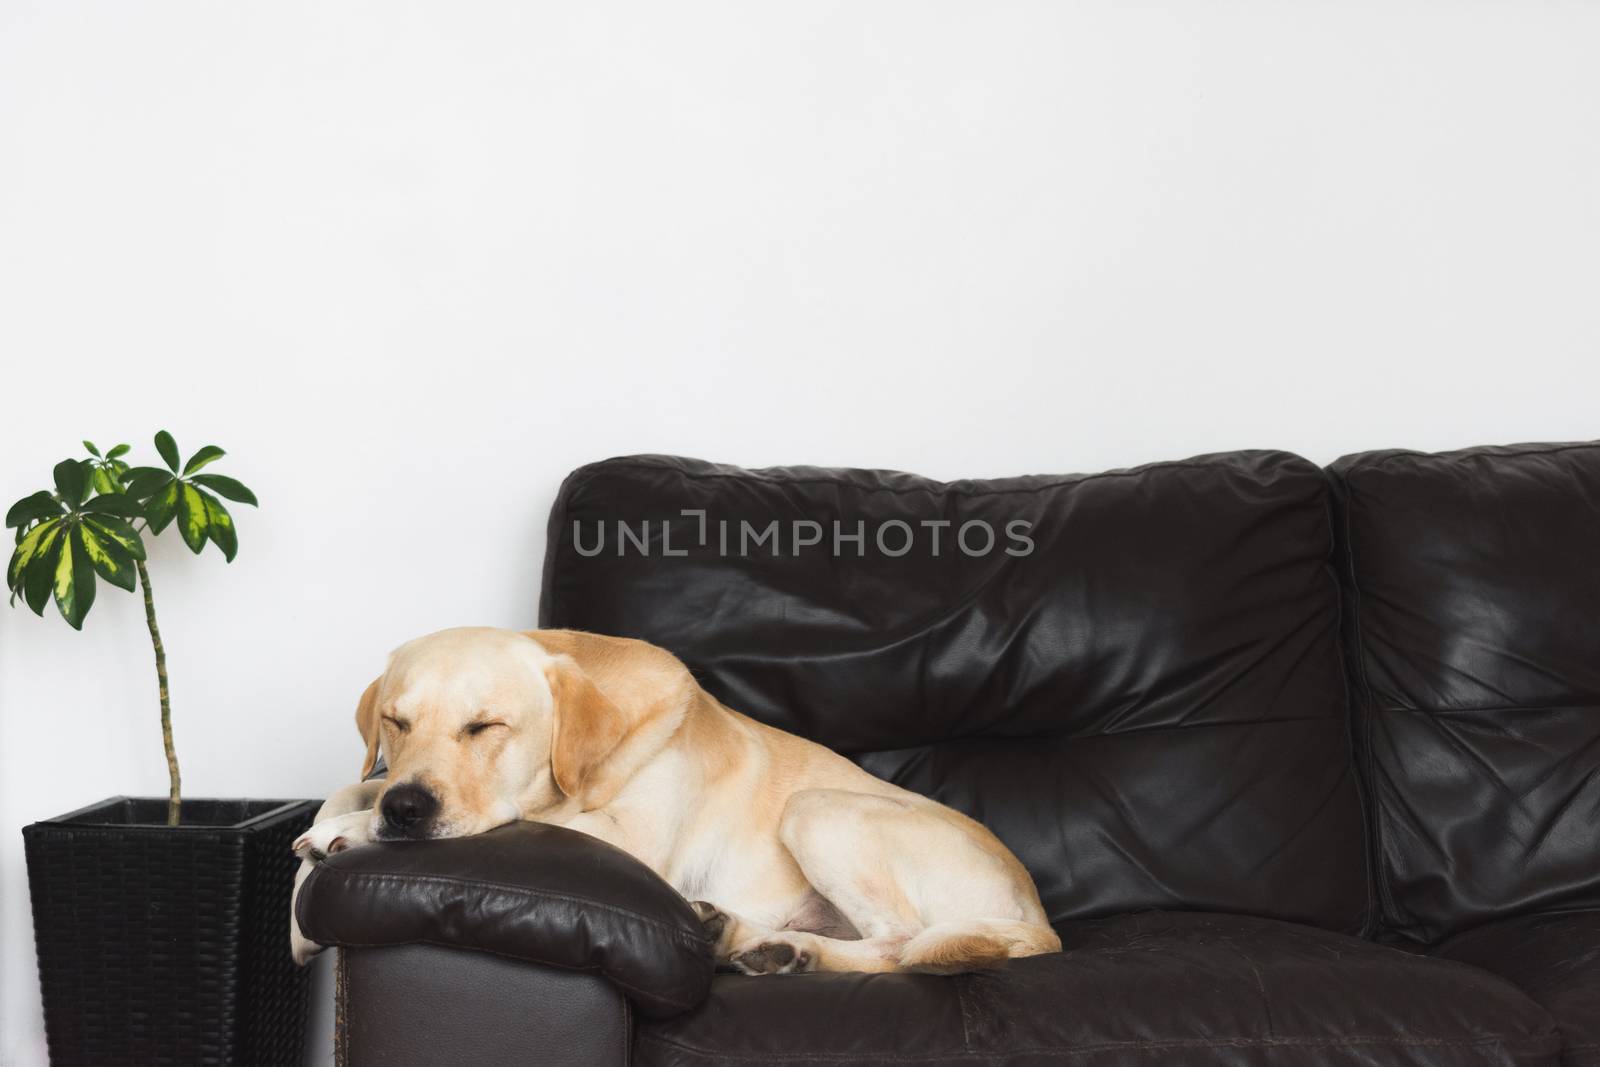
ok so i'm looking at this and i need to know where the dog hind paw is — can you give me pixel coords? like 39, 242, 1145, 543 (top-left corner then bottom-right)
730, 938, 813, 976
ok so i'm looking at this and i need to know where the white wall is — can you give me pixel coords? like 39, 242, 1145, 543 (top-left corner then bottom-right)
2, 1, 1597, 1061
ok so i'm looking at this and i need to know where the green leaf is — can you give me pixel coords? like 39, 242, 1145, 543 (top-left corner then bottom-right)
183, 445, 226, 475
6, 491, 62, 529
83, 440, 101, 457
107, 443, 131, 459
123, 466, 175, 501
199, 490, 238, 561
82, 515, 146, 560
154, 430, 180, 472
145, 481, 180, 534
176, 482, 208, 553
24, 526, 62, 615
8, 517, 61, 590
90, 467, 121, 495
53, 459, 88, 506
79, 522, 137, 592
190, 473, 258, 506
82, 493, 145, 518
54, 528, 96, 629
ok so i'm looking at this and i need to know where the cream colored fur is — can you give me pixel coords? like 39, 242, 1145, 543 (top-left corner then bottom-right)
289, 627, 1061, 974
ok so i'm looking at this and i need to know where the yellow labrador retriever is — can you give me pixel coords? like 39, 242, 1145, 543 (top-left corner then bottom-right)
290, 627, 1060, 974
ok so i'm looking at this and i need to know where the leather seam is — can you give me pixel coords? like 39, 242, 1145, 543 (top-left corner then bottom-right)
577, 454, 1315, 502
1323, 473, 1379, 938
621, 985, 635, 1067
335, 948, 349, 1067
308, 867, 712, 950
1377, 703, 1600, 715
635, 1030, 1562, 1060
1335, 472, 1411, 940
1339, 442, 1600, 476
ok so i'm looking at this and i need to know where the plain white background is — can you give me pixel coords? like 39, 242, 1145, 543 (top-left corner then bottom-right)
3, 1, 1598, 1061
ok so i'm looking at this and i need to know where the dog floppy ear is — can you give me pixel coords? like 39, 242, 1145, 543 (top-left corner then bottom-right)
544, 656, 631, 804
355, 679, 383, 779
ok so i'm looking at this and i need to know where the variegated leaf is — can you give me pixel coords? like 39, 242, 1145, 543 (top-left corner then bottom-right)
79, 522, 137, 592
123, 467, 174, 501
189, 474, 257, 506
183, 446, 225, 475
145, 481, 180, 534
91, 467, 121, 495
82, 516, 146, 560
8, 518, 62, 590
24, 529, 62, 615
177, 482, 208, 553
201, 490, 237, 561
53, 528, 96, 629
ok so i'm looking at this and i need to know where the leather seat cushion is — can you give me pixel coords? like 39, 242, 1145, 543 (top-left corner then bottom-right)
636, 912, 1560, 1066
1430, 911, 1600, 1067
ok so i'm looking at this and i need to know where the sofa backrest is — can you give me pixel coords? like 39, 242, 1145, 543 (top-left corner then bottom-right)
540, 452, 1370, 934
1330, 442, 1600, 943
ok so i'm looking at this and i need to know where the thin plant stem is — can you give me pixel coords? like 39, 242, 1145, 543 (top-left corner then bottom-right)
135, 557, 181, 826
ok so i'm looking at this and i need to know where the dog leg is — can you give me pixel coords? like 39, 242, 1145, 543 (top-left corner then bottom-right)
290, 780, 384, 966
690, 901, 905, 975
776, 788, 1060, 973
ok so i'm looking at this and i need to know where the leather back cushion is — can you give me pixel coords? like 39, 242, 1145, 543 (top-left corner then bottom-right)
1331, 442, 1600, 942
541, 453, 1369, 933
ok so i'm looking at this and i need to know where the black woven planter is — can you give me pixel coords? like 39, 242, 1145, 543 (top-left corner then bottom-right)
23, 796, 319, 1066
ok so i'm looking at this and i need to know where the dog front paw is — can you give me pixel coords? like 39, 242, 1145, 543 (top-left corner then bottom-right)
292, 823, 351, 862
290, 929, 326, 966
690, 901, 728, 945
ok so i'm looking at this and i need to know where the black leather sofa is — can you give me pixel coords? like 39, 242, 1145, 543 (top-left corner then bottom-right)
297, 443, 1600, 1066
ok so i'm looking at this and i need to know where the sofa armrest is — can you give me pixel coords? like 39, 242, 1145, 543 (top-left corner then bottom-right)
295, 821, 714, 1019
337, 946, 631, 1066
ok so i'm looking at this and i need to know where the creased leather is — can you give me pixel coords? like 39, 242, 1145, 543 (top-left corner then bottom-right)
541, 451, 1369, 933
1430, 910, 1600, 1067
296, 821, 714, 1018
312, 443, 1600, 1065
638, 912, 1560, 1066
1331, 442, 1600, 943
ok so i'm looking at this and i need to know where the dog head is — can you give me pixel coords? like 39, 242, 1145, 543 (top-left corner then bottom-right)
355, 627, 689, 841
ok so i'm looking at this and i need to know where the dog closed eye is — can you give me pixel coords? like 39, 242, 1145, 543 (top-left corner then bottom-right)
461, 721, 505, 739
382, 715, 410, 733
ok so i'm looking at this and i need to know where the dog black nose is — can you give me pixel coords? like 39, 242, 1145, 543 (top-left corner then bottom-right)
381, 783, 438, 835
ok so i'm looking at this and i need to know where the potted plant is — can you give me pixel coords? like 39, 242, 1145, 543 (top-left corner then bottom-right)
9, 432, 317, 1065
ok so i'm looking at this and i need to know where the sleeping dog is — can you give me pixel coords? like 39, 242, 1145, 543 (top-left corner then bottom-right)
289, 627, 1060, 973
